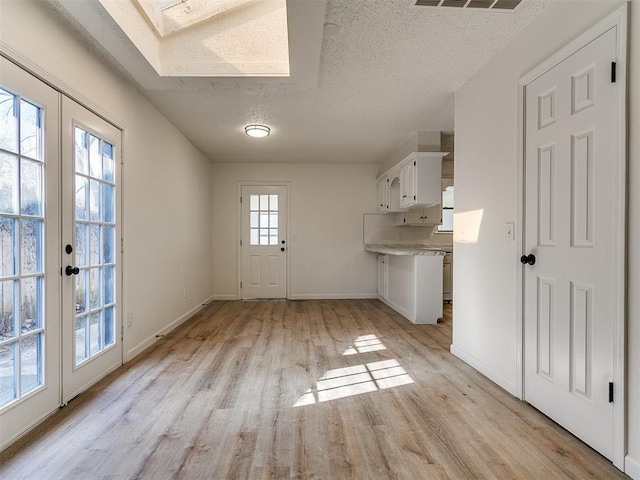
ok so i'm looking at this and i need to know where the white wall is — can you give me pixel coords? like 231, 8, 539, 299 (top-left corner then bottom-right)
0, 0, 214, 361
212, 163, 379, 299
453, 0, 640, 476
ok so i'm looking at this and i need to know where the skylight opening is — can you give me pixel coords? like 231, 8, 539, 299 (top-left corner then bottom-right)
156, 0, 181, 10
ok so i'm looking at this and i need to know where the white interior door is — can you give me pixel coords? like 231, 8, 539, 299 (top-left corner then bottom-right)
523, 27, 620, 459
240, 185, 287, 299
0, 58, 61, 449
61, 97, 122, 403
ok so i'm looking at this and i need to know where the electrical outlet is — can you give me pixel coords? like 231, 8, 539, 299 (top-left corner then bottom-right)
127, 312, 134, 328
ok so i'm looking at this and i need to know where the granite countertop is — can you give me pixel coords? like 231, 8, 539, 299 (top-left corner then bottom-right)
364, 244, 449, 256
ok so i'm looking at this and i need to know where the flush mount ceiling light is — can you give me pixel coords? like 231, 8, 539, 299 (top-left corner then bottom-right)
245, 124, 271, 138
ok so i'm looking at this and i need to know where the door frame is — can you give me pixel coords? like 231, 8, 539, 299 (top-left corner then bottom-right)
236, 181, 291, 299
516, 5, 627, 470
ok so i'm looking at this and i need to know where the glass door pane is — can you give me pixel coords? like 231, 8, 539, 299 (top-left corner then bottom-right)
72, 127, 116, 367
0, 86, 45, 407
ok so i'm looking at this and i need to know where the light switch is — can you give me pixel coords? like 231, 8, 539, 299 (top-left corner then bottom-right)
505, 222, 515, 242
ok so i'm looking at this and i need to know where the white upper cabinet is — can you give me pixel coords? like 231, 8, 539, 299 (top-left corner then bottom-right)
399, 152, 445, 208
377, 152, 447, 213
377, 175, 390, 213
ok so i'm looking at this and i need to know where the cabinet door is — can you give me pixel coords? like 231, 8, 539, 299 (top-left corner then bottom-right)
422, 204, 442, 224
377, 255, 388, 298
399, 208, 423, 226
377, 176, 389, 213
399, 161, 415, 208
443, 261, 452, 296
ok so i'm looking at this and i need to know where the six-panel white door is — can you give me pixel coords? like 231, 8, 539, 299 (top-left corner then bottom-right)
523, 27, 619, 459
240, 185, 287, 299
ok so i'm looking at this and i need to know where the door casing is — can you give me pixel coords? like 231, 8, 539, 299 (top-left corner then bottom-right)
237, 182, 291, 299
516, 5, 627, 470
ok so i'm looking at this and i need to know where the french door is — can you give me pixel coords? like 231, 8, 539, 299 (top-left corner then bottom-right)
0, 58, 122, 448
240, 185, 287, 299
61, 97, 122, 404
0, 56, 61, 450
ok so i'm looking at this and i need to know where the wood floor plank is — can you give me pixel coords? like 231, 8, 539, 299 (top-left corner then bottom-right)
0, 299, 629, 480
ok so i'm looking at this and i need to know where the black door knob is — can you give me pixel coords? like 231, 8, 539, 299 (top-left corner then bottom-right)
520, 254, 536, 266
280, 247, 285, 252
65, 266, 80, 276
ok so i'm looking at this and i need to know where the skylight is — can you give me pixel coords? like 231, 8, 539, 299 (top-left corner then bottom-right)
97, 0, 290, 77
156, 0, 180, 9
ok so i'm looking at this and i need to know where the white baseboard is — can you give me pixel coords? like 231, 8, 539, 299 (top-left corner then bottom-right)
212, 294, 239, 300
288, 293, 378, 300
450, 344, 520, 398
125, 295, 214, 361
626, 455, 640, 479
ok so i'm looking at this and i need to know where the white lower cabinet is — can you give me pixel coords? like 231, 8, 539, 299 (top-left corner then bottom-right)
378, 254, 443, 324
443, 253, 452, 302
377, 254, 388, 298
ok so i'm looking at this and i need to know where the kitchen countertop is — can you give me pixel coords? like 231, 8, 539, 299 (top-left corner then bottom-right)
364, 244, 449, 256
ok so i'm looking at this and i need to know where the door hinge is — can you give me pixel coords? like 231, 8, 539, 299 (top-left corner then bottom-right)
413, 161, 416, 166
121, 237, 124, 253
240, 196, 243, 204
240, 281, 242, 289
121, 324, 124, 342
609, 382, 614, 403
611, 62, 617, 83
240, 239, 243, 246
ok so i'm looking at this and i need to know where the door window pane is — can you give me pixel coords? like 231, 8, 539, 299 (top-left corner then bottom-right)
20, 277, 41, 332
89, 135, 102, 179
104, 307, 114, 346
89, 180, 101, 222
0, 88, 17, 153
75, 175, 88, 221
20, 100, 41, 160
20, 159, 42, 216
103, 226, 115, 264
75, 269, 87, 315
103, 184, 114, 224
103, 142, 114, 183
0, 217, 16, 277
0, 153, 18, 214
74, 128, 88, 175
75, 316, 87, 364
0, 344, 16, 405
89, 224, 100, 266
75, 223, 87, 267
89, 268, 101, 311
104, 266, 114, 305
20, 219, 42, 275
0, 280, 15, 341
20, 334, 41, 395
89, 312, 100, 356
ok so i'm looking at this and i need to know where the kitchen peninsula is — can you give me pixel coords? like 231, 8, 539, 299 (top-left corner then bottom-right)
365, 244, 445, 324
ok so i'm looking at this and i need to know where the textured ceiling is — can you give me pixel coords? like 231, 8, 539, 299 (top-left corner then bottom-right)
50, 0, 553, 164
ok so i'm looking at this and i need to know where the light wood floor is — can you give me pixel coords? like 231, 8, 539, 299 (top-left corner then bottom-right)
0, 300, 628, 479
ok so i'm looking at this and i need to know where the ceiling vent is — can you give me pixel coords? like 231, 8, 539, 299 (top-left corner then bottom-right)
410, 0, 523, 11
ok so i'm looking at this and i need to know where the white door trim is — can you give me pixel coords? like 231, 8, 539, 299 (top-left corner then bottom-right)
236, 182, 291, 300
516, 5, 627, 470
